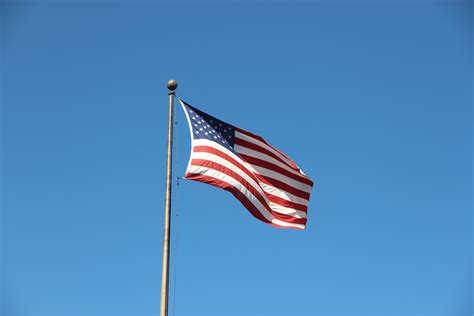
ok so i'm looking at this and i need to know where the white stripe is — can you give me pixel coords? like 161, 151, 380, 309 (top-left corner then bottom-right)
191, 139, 310, 206
191, 151, 307, 219
258, 180, 309, 206
234, 144, 309, 182
235, 131, 306, 175
187, 165, 305, 229
246, 163, 312, 193
268, 202, 307, 218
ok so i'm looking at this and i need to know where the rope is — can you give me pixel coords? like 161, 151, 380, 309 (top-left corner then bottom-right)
171, 179, 180, 316
171, 96, 181, 316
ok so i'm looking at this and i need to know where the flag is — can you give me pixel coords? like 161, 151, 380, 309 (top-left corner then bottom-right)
179, 99, 314, 229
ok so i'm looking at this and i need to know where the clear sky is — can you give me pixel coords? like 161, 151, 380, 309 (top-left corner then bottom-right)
1, 1, 472, 316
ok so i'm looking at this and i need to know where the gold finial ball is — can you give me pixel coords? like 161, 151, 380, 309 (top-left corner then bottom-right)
167, 79, 178, 91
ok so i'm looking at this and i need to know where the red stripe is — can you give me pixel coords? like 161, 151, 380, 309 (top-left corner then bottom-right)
234, 137, 292, 170
189, 159, 307, 225
193, 145, 310, 207
233, 140, 311, 198
193, 145, 261, 186
253, 173, 310, 200
265, 193, 308, 212
185, 173, 305, 230
235, 127, 267, 143
238, 153, 313, 186
235, 127, 301, 171
185, 172, 270, 224
188, 159, 307, 225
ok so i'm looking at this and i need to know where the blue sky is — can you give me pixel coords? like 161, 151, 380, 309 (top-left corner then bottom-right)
1, 1, 472, 315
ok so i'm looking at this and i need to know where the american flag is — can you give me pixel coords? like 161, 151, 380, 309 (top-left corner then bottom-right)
179, 99, 313, 230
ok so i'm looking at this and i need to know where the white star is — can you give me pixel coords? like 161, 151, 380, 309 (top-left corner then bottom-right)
199, 128, 203, 131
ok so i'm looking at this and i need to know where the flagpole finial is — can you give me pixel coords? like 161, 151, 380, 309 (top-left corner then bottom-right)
167, 79, 178, 93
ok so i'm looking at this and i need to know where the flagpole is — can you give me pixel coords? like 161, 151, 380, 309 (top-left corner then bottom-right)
160, 79, 177, 316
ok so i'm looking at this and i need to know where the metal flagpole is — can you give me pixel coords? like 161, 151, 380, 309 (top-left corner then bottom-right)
160, 79, 177, 316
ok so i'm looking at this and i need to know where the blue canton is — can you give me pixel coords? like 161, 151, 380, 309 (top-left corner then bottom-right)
181, 101, 236, 153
